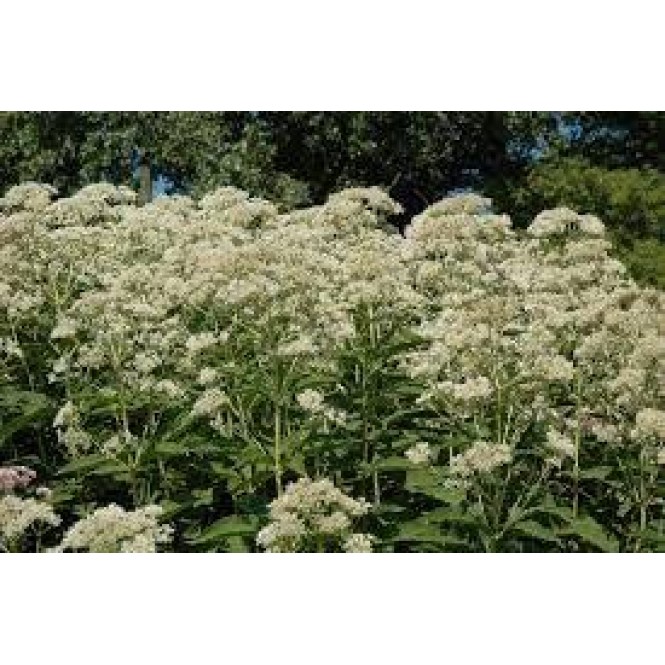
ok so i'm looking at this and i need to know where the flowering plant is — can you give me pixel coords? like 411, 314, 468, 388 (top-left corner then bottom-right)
2, 182, 665, 552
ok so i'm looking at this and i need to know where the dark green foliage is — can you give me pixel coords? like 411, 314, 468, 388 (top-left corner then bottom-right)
558, 112, 664, 171
615, 238, 665, 289
493, 156, 665, 234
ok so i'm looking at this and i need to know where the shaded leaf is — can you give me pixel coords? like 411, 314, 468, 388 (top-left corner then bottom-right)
559, 516, 619, 553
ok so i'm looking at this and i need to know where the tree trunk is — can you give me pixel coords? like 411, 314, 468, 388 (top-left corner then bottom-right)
138, 150, 152, 205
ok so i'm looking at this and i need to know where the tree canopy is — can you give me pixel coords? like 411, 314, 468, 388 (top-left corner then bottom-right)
0, 111, 662, 237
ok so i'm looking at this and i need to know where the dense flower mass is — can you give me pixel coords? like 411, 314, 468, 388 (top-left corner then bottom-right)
55, 504, 172, 553
2, 180, 665, 552
256, 478, 372, 553
0, 495, 61, 551
450, 441, 513, 478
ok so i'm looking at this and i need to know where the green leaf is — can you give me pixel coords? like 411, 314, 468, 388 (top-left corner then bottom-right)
191, 488, 214, 508
155, 433, 220, 458
394, 520, 445, 544
159, 499, 183, 520
392, 512, 471, 549
559, 516, 619, 553
210, 462, 234, 479
285, 453, 307, 476
88, 459, 129, 478
191, 515, 259, 545
424, 507, 478, 527
0, 388, 53, 447
525, 502, 574, 523
633, 528, 665, 552
405, 468, 464, 504
153, 440, 187, 456
225, 535, 251, 553
511, 520, 562, 546
58, 454, 114, 475
579, 466, 614, 481
375, 456, 413, 471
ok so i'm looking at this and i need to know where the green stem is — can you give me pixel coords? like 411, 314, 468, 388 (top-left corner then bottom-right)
373, 462, 381, 506
274, 405, 282, 496
636, 448, 649, 552
495, 376, 503, 447
572, 370, 582, 519
360, 360, 370, 495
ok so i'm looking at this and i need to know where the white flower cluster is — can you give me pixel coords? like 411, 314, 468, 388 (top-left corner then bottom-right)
197, 367, 218, 385
256, 477, 373, 553
429, 376, 494, 404
0, 182, 58, 212
50, 317, 77, 340
3, 178, 665, 551
191, 388, 230, 418
450, 441, 512, 478
0, 465, 61, 551
404, 193, 665, 481
342, 533, 375, 553
296, 389, 346, 426
545, 429, 576, 462
323, 187, 402, 231
199, 186, 278, 230
425, 193, 493, 217
53, 400, 77, 429
0, 182, 422, 462
0, 495, 61, 547
632, 408, 665, 442
527, 208, 605, 238
532, 355, 575, 383
54, 504, 173, 553
53, 400, 92, 457
405, 442, 435, 465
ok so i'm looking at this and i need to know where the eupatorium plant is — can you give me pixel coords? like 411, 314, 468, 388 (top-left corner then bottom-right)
1, 181, 665, 552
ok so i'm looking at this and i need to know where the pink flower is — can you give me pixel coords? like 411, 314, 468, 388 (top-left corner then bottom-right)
0, 466, 37, 493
